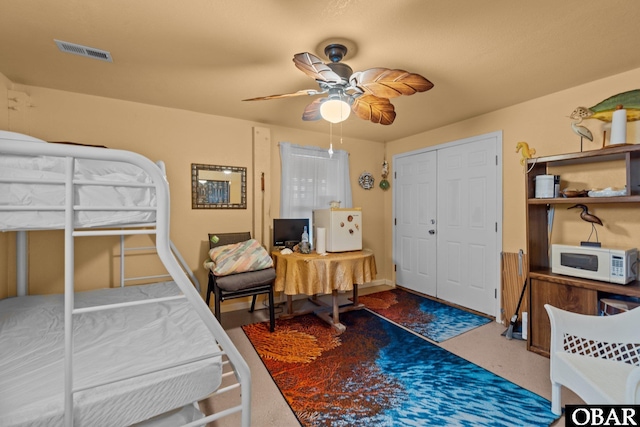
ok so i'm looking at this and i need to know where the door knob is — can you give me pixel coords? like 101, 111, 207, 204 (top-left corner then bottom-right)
429, 229, 435, 235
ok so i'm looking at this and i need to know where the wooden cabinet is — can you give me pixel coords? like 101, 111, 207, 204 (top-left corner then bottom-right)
525, 144, 640, 357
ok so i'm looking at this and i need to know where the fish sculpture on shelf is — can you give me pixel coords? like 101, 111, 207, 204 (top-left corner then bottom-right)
569, 89, 640, 151
515, 141, 536, 168
570, 89, 640, 122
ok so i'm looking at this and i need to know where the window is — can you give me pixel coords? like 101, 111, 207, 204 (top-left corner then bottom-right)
279, 142, 352, 221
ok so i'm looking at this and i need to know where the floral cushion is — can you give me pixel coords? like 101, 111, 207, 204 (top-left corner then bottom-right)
205, 239, 273, 276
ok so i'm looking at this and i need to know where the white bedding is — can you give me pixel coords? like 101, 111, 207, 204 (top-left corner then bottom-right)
0, 282, 223, 427
0, 131, 158, 230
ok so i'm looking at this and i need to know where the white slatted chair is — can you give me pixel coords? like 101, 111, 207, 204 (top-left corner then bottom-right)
544, 304, 640, 415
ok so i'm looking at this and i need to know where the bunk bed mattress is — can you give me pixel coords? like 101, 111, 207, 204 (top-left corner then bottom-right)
0, 282, 223, 427
0, 148, 157, 230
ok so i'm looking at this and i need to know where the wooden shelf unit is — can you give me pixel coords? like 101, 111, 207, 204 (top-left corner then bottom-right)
525, 144, 640, 357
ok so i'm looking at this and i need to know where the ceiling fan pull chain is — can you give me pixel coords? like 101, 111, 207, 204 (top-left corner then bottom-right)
328, 122, 334, 158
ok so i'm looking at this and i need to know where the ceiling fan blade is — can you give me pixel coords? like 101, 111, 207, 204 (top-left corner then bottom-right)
242, 89, 322, 101
302, 98, 324, 121
351, 94, 396, 125
350, 68, 434, 99
293, 52, 343, 84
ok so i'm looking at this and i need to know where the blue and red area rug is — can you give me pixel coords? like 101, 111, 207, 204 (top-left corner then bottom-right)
358, 288, 492, 342
243, 308, 559, 426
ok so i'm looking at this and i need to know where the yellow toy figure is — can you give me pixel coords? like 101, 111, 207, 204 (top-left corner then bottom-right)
515, 141, 536, 168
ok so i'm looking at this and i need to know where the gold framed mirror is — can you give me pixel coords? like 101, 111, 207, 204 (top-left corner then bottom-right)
191, 163, 247, 209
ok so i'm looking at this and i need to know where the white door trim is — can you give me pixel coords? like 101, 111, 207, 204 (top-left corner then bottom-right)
392, 130, 503, 319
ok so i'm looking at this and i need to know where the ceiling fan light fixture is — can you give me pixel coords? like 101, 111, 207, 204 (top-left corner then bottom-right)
244, 40, 433, 126
320, 98, 350, 123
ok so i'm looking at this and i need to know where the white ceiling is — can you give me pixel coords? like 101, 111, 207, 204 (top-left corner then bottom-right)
2, 0, 640, 142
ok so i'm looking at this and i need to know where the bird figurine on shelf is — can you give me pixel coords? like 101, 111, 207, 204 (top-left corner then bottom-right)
515, 141, 536, 171
568, 113, 593, 152
569, 204, 603, 244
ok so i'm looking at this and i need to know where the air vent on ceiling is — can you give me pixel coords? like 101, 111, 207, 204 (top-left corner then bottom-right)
54, 39, 113, 62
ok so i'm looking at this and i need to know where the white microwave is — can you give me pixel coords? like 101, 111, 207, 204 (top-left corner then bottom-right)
551, 244, 638, 284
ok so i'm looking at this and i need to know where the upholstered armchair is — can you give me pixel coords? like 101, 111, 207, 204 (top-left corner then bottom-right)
205, 232, 276, 332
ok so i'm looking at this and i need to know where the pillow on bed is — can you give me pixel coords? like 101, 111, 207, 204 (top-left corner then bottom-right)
207, 239, 273, 276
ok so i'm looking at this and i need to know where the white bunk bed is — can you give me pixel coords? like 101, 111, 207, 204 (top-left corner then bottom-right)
0, 131, 251, 426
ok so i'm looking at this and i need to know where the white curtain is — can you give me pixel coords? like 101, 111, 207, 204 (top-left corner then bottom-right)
279, 142, 352, 221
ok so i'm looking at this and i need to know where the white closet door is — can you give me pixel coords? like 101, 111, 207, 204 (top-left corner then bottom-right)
436, 135, 498, 315
394, 150, 437, 296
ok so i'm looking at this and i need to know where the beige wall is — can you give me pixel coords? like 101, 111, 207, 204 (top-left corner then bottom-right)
0, 78, 386, 304
0, 73, 10, 299
0, 73, 9, 129
2, 67, 640, 304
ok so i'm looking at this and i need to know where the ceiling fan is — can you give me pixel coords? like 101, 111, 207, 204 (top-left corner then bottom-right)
243, 43, 434, 125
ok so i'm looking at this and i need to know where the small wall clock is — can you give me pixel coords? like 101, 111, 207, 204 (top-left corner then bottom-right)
358, 171, 375, 190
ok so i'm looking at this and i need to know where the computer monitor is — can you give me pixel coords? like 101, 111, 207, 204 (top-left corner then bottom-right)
273, 218, 310, 248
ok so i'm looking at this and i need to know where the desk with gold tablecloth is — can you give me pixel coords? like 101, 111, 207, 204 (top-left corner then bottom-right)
271, 249, 377, 332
